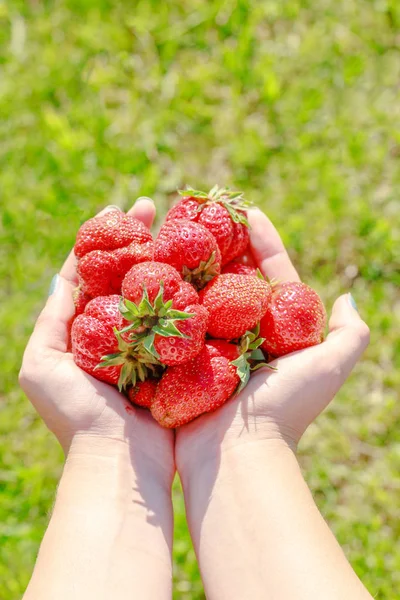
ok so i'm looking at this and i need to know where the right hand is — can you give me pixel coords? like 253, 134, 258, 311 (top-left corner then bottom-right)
19, 199, 175, 487
176, 208, 370, 474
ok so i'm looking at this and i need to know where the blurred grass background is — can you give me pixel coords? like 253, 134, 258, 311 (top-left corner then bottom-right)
0, 0, 399, 597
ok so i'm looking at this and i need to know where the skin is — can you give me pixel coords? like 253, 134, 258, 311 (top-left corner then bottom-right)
19, 199, 175, 600
20, 201, 372, 599
175, 207, 372, 600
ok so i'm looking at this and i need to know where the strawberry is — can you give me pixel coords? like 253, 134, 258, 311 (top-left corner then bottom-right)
222, 262, 257, 276
73, 289, 92, 315
166, 185, 251, 265
71, 313, 121, 386
153, 304, 208, 365
84, 294, 122, 327
75, 210, 152, 257
259, 282, 327, 357
128, 379, 158, 409
150, 342, 240, 428
206, 339, 241, 361
121, 261, 182, 305
171, 281, 199, 310
221, 220, 249, 266
119, 262, 207, 366
71, 295, 161, 390
199, 273, 271, 339
74, 210, 154, 298
154, 219, 221, 288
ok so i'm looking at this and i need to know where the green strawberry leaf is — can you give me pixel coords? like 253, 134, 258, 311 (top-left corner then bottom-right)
153, 281, 165, 313
123, 298, 140, 316
113, 327, 131, 352
118, 321, 141, 335
249, 348, 265, 361
166, 309, 194, 320
137, 362, 147, 382
208, 184, 219, 197
95, 352, 126, 370
153, 321, 188, 338
256, 269, 266, 280
138, 287, 155, 316
248, 337, 265, 351
222, 201, 249, 226
231, 355, 251, 392
178, 188, 208, 199
118, 363, 131, 392
251, 362, 278, 372
143, 332, 160, 359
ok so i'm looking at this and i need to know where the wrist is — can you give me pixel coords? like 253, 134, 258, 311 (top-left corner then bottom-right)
177, 418, 297, 483
60, 434, 174, 565
66, 433, 173, 493
180, 435, 296, 498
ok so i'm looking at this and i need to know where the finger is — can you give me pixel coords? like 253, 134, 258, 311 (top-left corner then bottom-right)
247, 207, 300, 282
257, 294, 370, 436
127, 197, 156, 229
59, 250, 78, 285
27, 275, 76, 354
324, 293, 370, 374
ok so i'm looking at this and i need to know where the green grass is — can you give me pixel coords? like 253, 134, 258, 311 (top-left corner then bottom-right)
1, 0, 399, 597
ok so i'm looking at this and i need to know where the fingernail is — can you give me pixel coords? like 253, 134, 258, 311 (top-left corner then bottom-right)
48, 274, 60, 296
136, 196, 154, 204
348, 293, 358, 312
105, 204, 121, 211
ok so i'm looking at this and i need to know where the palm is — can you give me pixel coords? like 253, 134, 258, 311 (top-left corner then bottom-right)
41, 354, 171, 456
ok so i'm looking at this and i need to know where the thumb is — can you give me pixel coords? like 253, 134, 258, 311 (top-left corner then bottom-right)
28, 275, 76, 354
325, 293, 370, 372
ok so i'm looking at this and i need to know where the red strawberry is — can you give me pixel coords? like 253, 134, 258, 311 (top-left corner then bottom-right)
222, 262, 257, 276
206, 339, 241, 361
74, 352, 122, 386
221, 219, 249, 266
166, 185, 250, 265
75, 210, 152, 257
71, 295, 161, 389
260, 282, 327, 357
84, 294, 122, 328
199, 274, 271, 339
150, 342, 240, 428
121, 261, 182, 305
154, 219, 221, 289
171, 281, 199, 310
72, 314, 121, 385
73, 289, 92, 315
154, 304, 208, 366
232, 248, 257, 267
128, 379, 158, 408
120, 262, 206, 366
74, 210, 154, 298
198, 203, 235, 258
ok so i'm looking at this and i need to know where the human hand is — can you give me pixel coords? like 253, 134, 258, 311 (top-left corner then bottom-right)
176, 207, 370, 473
19, 199, 175, 485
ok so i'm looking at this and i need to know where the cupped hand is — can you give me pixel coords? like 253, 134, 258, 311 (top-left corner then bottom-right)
176, 207, 370, 472
19, 199, 175, 483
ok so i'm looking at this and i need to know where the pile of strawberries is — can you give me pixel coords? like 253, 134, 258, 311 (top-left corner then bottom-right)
71, 186, 326, 427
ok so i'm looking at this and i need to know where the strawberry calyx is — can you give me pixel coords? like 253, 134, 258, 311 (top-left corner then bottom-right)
95, 328, 163, 392
182, 250, 220, 289
178, 185, 251, 227
231, 324, 277, 392
117, 282, 195, 359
